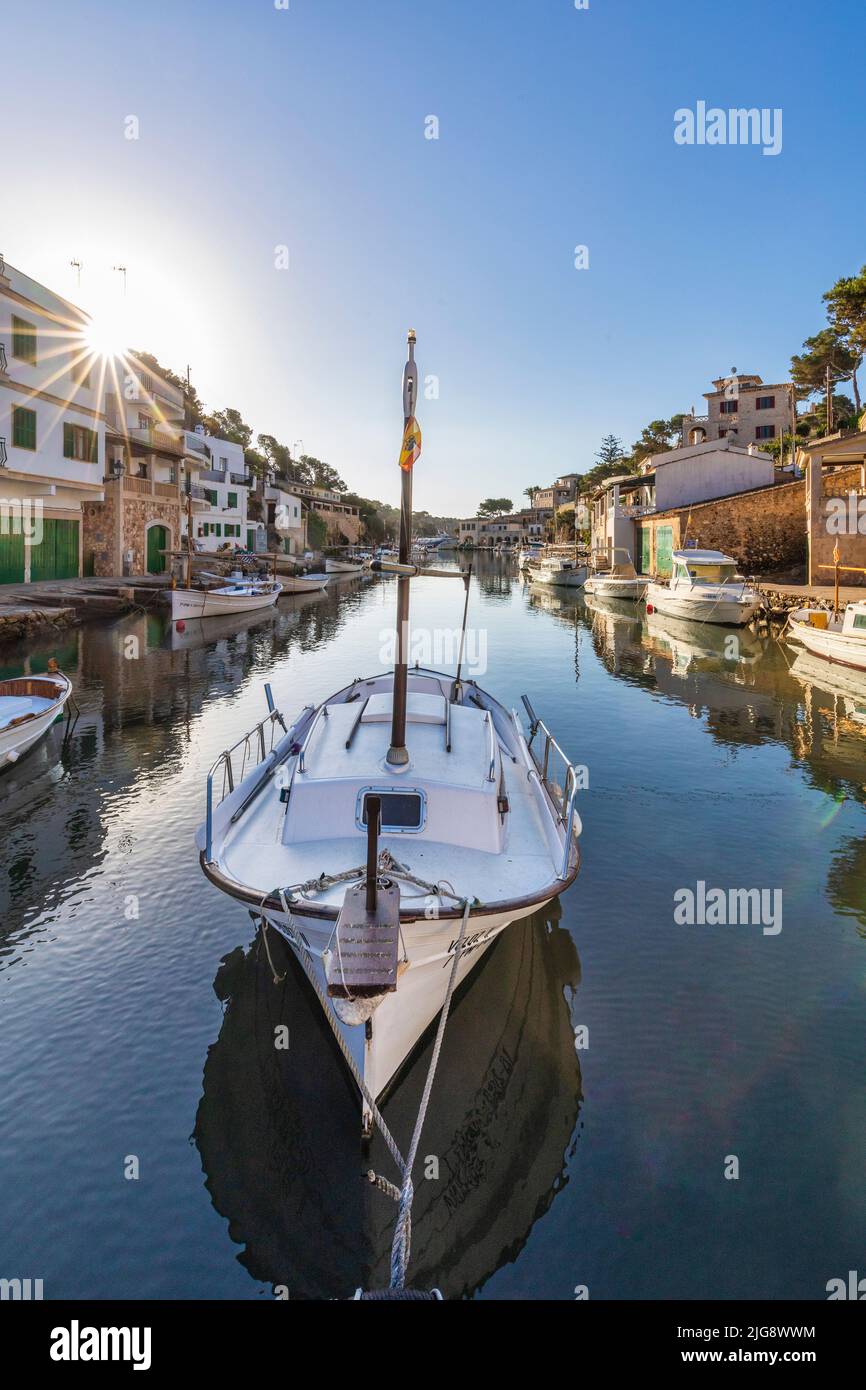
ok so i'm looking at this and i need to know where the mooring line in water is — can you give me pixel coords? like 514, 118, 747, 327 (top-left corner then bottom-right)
258, 890, 471, 1291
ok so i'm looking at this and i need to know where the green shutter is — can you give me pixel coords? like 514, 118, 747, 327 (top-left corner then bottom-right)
63, 422, 74, 458
12, 315, 37, 364
12, 406, 36, 450
227, 491, 237, 509
88, 428, 98, 464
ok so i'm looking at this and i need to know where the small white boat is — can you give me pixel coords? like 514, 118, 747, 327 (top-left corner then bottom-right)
0, 667, 72, 769
584, 548, 648, 601
325, 556, 366, 575
165, 575, 283, 620
786, 599, 866, 670
645, 550, 760, 626
531, 555, 588, 589
281, 572, 330, 594
197, 333, 583, 1140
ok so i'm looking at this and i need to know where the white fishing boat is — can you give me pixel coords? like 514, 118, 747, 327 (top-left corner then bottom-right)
0, 664, 73, 769
584, 548, 648, 601
197, 334, 583, 1138
281, 572, 330, 594
531, 554, 588, 589
786, 599, 866, 670
645, 549, 761, 626
164, 573, 283, 620
326, 555, 366, 575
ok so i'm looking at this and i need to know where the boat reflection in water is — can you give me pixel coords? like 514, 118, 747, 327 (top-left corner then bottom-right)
194, 905, 582, 1299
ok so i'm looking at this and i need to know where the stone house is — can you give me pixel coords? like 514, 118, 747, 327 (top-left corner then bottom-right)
802, 430, 866, 588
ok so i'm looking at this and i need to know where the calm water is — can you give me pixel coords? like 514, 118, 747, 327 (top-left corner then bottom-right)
1, 560, 864, 1300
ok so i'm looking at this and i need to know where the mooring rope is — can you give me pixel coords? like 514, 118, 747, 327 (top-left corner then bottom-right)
258, 887, 472, 1291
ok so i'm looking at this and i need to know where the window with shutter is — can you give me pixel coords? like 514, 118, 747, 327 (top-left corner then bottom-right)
12, 406, 37, 449
12, 315, 37, 364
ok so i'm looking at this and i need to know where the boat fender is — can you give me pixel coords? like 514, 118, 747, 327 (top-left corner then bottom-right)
328, 987, 387, 1027
646, 603, 654, 614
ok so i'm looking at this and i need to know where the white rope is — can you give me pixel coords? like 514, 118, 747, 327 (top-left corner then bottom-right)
259, 888, 472, 1292
389, 896, 470, 1289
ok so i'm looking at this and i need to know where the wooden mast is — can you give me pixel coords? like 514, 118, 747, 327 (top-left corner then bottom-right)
386, 331, 419, 769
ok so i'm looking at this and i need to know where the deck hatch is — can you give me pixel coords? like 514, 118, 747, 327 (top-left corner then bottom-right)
356, 786, 426, 834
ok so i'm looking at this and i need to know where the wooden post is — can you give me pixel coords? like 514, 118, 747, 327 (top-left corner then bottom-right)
386, 332, 419, 770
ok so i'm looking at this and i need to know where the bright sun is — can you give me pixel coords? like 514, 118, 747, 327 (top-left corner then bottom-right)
83, 308, 128, 360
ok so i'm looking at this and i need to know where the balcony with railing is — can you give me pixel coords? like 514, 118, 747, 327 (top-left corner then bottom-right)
183, 430, 209, 458
127, 426, 185, 457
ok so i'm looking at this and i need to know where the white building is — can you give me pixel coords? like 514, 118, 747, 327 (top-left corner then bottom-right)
183, 433, 254, 552
0, 256, 105, 582
591, 438, 776, 560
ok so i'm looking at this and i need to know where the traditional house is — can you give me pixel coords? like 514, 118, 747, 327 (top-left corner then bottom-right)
0, 257, 106, 582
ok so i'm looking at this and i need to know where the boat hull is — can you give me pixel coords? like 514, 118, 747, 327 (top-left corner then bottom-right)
263, 895, 552, 1118
787, 613, 866, 670
645, 583, 759, 626
584, 576, 647, 600
325, 559, 365, 575
165, 586, 281, 619
0, 673, 72, 769
532, 566, 588, 589
279, 573, 330, 594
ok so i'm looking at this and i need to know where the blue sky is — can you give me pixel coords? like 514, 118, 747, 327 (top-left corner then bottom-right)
5, 0, 865, 514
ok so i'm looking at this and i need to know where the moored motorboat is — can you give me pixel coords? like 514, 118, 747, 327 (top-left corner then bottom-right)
531, 554, 588, 589
584, 548, 648, 601
197, 333, 583, 1140
645, 549, 760, 626
0, 665, 73, 770
786, 599, 866, 670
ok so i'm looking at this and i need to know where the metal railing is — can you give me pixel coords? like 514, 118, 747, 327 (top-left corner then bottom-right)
521, 695, 582, 879
205, 704, 289, 863
0, 342, 7, 373
485, 710, 496, 781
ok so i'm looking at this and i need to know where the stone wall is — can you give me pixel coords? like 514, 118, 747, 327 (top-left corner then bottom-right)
81, 491, 118, 577
639, 477, 806, 576
808, 462, 866, 588
81, 490, 180, 576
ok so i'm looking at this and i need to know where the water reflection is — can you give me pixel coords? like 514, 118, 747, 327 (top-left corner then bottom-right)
194, 908, 582, 1299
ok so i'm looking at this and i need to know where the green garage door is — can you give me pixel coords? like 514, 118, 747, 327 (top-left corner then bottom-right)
0, 529, 26, 584
146, 525, 169, 574
638, 527, 651, 574
30, 519, 80, 582
655, 525, 674, 578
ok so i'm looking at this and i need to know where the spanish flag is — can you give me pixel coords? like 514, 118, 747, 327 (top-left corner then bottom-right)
399, 415, 422, 472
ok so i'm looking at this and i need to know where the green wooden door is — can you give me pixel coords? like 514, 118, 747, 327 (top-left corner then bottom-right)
30, 519, 80, 581
638, 526, 651, 574
146, 525, 168, 574
0, 529, 25, 584
656, 525, 673, 578
246, 527, 256, 551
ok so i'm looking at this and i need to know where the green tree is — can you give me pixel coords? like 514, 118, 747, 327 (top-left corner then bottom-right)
791, 328, 860, 413
203, 407, 253, 450
306, 510, 327, 549
477, 497, 513, 517
300, 455, 346, 493
595, 434, 626, 467
631, 416, 683, 463
823, 266, 866, 413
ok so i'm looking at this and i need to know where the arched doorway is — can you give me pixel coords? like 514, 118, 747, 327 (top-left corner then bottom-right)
146, 522, 170, 574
